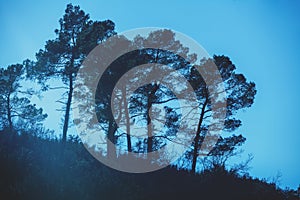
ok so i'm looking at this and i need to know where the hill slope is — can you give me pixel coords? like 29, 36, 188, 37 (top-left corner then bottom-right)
0, 130, 299, 200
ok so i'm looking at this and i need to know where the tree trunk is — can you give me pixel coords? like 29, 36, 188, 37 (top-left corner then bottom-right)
147, 98, 153, 153
62, 73, 73, 142
6, 93, 13, 132
147, 83, 160, 153
146, 52, 160, 154
191, 98, 208, 173
123, 86, 132, 152
107, 119, 117, 159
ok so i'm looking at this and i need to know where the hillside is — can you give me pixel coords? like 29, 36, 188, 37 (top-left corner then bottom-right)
0, 130, 299, 200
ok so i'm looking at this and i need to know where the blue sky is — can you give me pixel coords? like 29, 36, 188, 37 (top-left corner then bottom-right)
1, 0, 299, 189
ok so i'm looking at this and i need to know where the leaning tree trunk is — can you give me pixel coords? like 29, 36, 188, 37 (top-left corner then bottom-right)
191, 98, 208, 173
62, 73, 73, 142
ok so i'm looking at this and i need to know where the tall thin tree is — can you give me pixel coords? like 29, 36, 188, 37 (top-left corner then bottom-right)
26, 4, 115, 142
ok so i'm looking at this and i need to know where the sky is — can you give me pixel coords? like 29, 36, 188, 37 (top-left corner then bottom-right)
1, 0, 300, 189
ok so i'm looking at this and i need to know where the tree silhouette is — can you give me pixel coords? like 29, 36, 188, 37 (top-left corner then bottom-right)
125, 30, 195, 155
2, 3, 300, 199
0, 64, 47, 132
185, 55, 256, 173
25, 4, 115, 142
82, 29, 256, 170
90, 30, 195, 160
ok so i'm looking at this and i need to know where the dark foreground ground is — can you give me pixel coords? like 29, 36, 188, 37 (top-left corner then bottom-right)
0, 130, 299, 200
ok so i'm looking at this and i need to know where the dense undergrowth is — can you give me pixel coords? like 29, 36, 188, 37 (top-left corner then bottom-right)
0, 130, 299, 200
